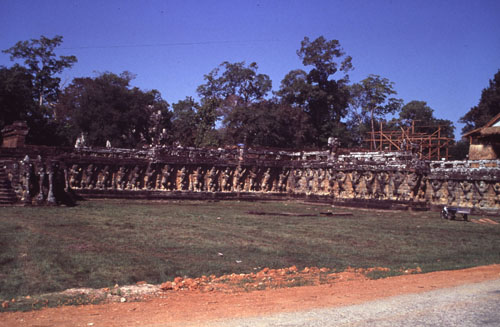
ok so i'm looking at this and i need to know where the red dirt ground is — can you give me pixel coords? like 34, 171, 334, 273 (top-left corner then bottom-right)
1, 264, 500, 327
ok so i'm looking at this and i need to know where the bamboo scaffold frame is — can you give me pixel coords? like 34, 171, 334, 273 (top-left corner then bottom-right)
364, 121, 453, 160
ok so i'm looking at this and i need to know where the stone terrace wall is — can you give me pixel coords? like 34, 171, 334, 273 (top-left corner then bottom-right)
1, 146, 499, 214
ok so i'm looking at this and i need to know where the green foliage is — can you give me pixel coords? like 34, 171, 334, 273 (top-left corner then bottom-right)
349, 75, 403, 147
448, 139, 469, 160
394, 100, 455, 138
223, 100, 311, 148
170, 97, 219, 147
197, 61, 272, 125
171, 97, 201, 147
2, 35, 77, 107
56, 72, 170, 148
278, 36, 353, 146
399, 100, 435, 123
0, 65, 35, 129
460, 69, 500, 134
0, 65, 70, 146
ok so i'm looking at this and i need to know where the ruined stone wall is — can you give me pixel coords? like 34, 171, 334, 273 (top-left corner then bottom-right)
1, 146, 499, 213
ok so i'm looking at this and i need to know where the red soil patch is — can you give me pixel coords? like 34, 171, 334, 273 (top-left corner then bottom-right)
1, 264, 500, 327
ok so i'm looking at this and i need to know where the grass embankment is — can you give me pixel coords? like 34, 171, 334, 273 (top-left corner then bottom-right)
1, 200, 499, 303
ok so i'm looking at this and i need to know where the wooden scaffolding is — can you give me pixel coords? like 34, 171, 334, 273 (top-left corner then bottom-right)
364, 121, 453, 160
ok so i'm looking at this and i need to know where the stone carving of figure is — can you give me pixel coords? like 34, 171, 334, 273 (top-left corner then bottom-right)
493, 182, 500, 204
248, 167, 258, 191
233, 166, 247, 192
327, 168, 336, 195
74, 132, 86, 148
179, 166, 189, 191
350, 170, 362, 198
36, 158, 46, 204
207, 166, 219, 192
293, 169, 303, 193
336, 171, 347, 197
419, 175, 427, 200
69, 164, 81, 189
391, 171, 405, 200
21, 155, 32, 204
475, 180, 490, 207
191, 166, 204, 191
430, 179, 443, 203
96, 165, 111, 190
376, 172, 389, 199
81, 164, 95, 189
304, 168, 314, 194
221, 167, 232, 192
407, 172, 420, 200
261, 168, 272, 192
460, 181, 474, 205
446, 180, 458, 205
115, 166, 127, 190
128, 165, 141, 190
328, 137, 340, 156
143, 164, 155, 190
316, 169, 326, 194
158, 165, 172, 190
46, 162, 57, 205
364, 171, 375, 199
277, 168, 289, 193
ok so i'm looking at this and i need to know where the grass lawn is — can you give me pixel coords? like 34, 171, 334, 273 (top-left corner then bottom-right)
1, 199, 499, 301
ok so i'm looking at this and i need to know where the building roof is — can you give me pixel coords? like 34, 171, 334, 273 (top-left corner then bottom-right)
463, 112, 500, 138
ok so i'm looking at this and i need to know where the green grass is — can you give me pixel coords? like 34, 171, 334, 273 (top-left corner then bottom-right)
1, 199, 499, 302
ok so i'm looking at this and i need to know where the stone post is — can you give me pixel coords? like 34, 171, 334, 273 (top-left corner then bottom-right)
21, 155, 31, 204
47, 162, 56, 205
36, 165, 45, 204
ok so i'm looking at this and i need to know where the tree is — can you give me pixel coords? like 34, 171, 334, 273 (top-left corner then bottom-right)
170, 97, 219, 147
223, 99, 311, 148
195, 97, 220, 147
0, 65, 70, 146
278, 36, 353, 146
171, 97, 201, 147
0, 65, 35, 129
349, 74, 403, 148
3, 35, 77, 107
460, 69, 500, 134
56, 72, 170, 148
397, 100, 454, 138
196, 61, 272, 127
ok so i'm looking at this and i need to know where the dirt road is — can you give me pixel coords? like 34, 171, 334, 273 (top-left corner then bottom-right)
1, 265, 500, 327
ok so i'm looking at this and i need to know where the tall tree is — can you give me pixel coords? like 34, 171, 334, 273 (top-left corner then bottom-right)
223, 99, 311, 148
0, 65, 35, 129
171, 97, 201, 147
459, 69, 500, 134
397, 100, 454, 138
0, 64, 70, 146
277, 36, 353, 146
196, 61, 272, 127
56, 72, 170, 148
170, 97, 219, 147
349, 74, 403, 148
3, 35, 77, 107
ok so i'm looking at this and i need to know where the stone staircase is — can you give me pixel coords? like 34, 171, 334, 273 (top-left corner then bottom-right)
0, 166, 17, 204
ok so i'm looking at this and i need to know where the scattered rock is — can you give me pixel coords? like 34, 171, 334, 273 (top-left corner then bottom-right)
160, 282, 173, 291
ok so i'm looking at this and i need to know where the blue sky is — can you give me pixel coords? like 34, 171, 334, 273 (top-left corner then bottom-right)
1, 0, 499, 138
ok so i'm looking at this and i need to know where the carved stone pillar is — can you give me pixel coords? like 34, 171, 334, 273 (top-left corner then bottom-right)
47, 163, 56, 205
